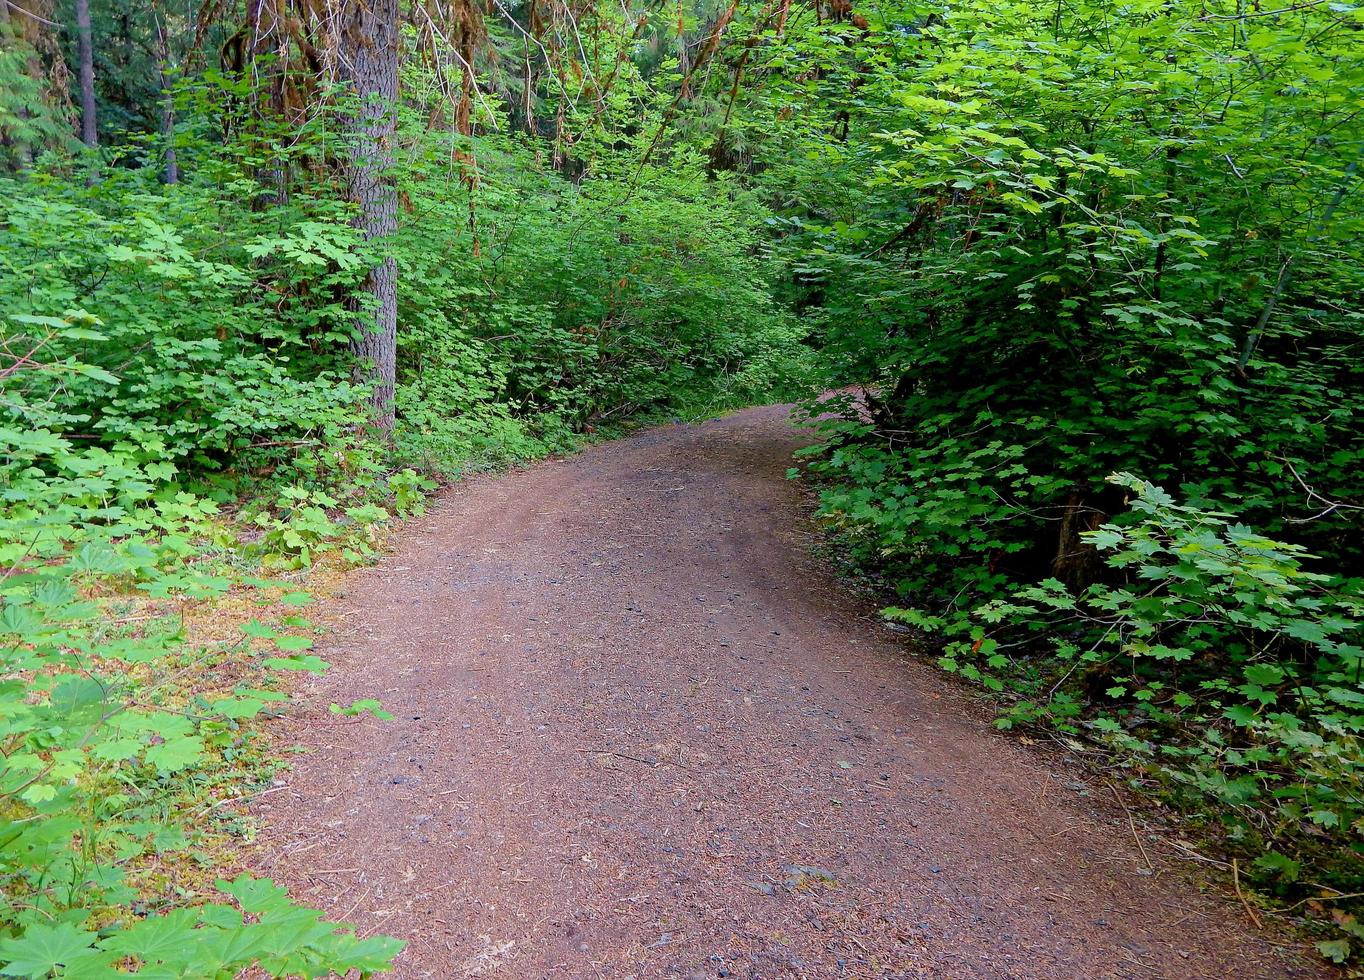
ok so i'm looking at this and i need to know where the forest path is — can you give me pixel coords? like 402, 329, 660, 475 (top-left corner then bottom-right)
253, 404, 1322, 979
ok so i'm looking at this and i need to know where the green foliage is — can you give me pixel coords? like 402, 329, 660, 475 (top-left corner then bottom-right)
0, 334, 406, 974
0, 503, 405, 974
760, 0, 1364, 951
0, 175, 368, 481
0, 22, 69, 169
0, 45, 809, 974
931, 474, 1364, 827
384, 104, 811, 474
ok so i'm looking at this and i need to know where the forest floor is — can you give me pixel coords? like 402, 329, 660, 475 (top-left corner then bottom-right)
252, 404, 1328, 979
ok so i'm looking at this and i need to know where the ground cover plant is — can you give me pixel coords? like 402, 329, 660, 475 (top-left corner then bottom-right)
2, 2, 808, 971
3, 0, 1363, 970
746, 0, 1364, 960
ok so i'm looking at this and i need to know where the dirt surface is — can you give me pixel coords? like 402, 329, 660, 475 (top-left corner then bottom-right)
254, 404, 1325, 979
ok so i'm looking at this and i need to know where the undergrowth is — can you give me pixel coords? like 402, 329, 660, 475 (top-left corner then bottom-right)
4, 43, 809, 977
800, 416, 1364, 964
767, 0, 1363, 964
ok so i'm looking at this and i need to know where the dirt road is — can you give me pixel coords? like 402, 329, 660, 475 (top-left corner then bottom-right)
254, 404, 1323, 979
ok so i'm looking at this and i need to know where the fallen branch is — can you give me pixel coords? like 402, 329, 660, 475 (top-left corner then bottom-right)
1108, 783, 1155, 873
1232, 858, 1264, 931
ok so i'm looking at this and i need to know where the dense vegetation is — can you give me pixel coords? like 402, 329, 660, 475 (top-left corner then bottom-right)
768, 0, 1364, 960
2, 0, 1362, 972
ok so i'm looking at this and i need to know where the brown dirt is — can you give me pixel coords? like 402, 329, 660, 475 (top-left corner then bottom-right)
253, 404, 1327, 979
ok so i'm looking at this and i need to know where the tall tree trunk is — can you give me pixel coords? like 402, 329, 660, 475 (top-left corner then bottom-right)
675, 0, 689, 97
155, 15, 178, 184
336, 0, 400, 434
246, 0, 288, 205
74, 0, 96, 148
522, 35, 535, 135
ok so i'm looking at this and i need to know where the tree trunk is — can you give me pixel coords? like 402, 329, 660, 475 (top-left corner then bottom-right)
336, 0, 400, 435
1051, 490, 1106, 589
676, 0, 689, 97
74, 0, 96, 149
155, 16, 177, 183
522, 35, 535, 135
246, 0, 289, 205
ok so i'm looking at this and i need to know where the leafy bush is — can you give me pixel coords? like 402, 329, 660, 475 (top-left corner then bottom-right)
768, 0, 1364, 955
1, 332, 411, 975
930, 476, 1363, 957
0, 542, 405, 978
388, 121, 811, 471
1, 133, 368, 466
0, 52, 811, 973
927, 475, 1364, 817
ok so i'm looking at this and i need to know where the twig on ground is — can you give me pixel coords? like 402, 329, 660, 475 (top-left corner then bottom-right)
337, 885, 373, 924
1232, 858, 1264, 930
576, 746, 695, 771
1279, 888, 1364, 912
1035, 772, 1053, 804
1108, 783, 1155, 873
1164, 837, 1231, 868
576, 746, 659, 768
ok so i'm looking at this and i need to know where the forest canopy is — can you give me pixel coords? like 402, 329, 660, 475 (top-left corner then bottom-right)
2, 0, 1364, 972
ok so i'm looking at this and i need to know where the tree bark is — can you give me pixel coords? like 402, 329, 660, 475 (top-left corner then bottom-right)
74, 0, 96, 148
676, 0, 689, 97
336, 0, 400, 435
245, 0, 289, 205
155, 15, 178, 184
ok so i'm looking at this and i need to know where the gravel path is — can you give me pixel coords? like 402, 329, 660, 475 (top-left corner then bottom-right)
254, 404, 1325, 979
